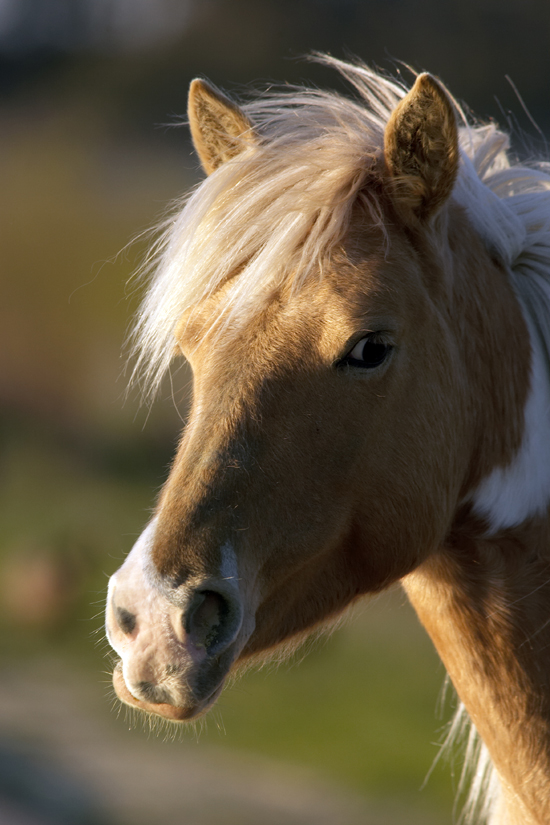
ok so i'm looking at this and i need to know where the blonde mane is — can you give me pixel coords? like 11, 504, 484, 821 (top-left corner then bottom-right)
132, 55, 550, 401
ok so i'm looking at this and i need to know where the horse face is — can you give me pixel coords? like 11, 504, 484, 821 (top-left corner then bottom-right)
106, 217, 468, 721
106, 70, 467, 721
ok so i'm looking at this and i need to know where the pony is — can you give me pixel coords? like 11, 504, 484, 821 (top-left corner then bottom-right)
105, 55, 550, 824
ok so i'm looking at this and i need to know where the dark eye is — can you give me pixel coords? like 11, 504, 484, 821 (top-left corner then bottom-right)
340, 334, 392, 369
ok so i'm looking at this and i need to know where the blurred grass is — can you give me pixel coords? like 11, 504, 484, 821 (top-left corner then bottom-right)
213, 595, 455, 808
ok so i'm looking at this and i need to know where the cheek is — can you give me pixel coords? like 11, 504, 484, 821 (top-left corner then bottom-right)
237, 515, 398, 660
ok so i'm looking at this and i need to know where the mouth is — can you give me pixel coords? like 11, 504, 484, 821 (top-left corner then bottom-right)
112, 661, 224, 722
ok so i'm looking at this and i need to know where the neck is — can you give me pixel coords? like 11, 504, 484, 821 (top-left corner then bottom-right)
402, 512, 550, 824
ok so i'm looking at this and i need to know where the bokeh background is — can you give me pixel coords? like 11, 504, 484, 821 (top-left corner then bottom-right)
1, 1, 548, 823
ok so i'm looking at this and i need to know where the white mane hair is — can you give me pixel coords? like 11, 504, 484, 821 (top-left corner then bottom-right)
130, 55, 550, 823
132, 55, 550, 398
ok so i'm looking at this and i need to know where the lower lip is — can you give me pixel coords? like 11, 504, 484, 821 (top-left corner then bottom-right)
112, 662, 224, 722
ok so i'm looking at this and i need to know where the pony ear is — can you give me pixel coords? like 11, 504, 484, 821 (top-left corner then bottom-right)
384, 73, 458, 222
188, 78, 257, 175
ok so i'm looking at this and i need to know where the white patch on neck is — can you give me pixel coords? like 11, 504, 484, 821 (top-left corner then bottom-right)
472, 305, 550, 533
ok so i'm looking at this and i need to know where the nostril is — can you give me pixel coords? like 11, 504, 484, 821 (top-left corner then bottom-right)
185, 589, 241, 654
186, 590, 225, 650
115, 606, 137, 635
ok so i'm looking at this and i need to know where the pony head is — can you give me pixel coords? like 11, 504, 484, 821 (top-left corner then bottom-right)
105, 62, 526, 721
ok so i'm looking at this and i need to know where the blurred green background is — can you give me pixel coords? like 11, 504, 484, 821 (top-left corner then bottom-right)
1, 1, 548, 823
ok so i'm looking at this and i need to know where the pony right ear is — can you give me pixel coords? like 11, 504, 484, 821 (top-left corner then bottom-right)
188, 79, 257, 175
384, 73, 458, 222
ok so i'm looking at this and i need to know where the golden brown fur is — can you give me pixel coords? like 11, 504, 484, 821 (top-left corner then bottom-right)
404, 509, 550, 824
105, 59, 550, 824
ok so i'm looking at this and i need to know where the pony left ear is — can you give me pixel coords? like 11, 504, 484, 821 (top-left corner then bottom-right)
384, 74, 458, 222
188, 78, 257, 175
